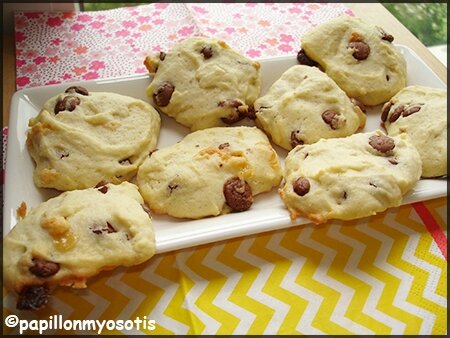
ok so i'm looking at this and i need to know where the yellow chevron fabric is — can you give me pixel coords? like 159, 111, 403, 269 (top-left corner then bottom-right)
3, 197, 447, 335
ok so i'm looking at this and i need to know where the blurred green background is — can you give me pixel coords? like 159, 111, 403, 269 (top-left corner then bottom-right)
381, 3, 447, 46
81, 2, 447, 47
82, 3, 143, 11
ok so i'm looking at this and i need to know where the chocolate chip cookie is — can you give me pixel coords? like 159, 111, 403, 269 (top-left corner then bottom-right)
280, 130, 422, 223
300, 15, 407, 106
381, 85, 447, 177
3, 182, 155, 310
27, 87, 161, 191
137, 126, 282, 219
144, 37, 261, 130
253, 65, 366, 150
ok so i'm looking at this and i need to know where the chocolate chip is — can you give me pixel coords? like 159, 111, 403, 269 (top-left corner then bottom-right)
54, 96, 81, 114
159, 51, 166, 61
16, 285, 50, 310
342, 191, 348, 200
223, 177, 253, 212
92, 222, 116, 235
369, 182, 378, 188
296, 48, 319, 67
389, 105, 404, 123
219, 99, 247, 124
105, 222, 116, 233
369, 134, 395, 153
65, 86, 89, 96
54, 100, 65, 114
247, 104, 256, 120
350, 98, 367, 113
95, 180, 108, 187
290, 131, 304, 148
218, 142, 230, 150
64, 96, 80, 110
95, 180, 109, 194
98, 186, 108, 194
402, 105, 421, 117
153, 82, 175, 107
386, 75, 390, 81
293, 177, 310, 196
29, 258, 60, 278
381, 32, 394, 43
348, 41, 370, 60
201, 46, 213, 59
322, 110, 339, 129
381, 102, 393, 122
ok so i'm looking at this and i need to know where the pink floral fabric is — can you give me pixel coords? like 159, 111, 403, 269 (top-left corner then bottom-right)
14, 3, 352, 90
186, 3, 353, 58
14, 4, 200, 88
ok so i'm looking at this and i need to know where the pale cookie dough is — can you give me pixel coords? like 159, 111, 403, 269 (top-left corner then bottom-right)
3, 182, 156, 310
280, 130, 421, 223
300, 15, 407, 106
137, 126, 282, 219
381, 85, 447, 177
254, 65, 366, 150
27, 86, 161, 191
144, 37, 261, 130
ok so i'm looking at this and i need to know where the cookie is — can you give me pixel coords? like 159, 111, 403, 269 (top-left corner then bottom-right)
300, 15, 407, 106
137, 126, 282, 219
280, 130, 422, 223
27, 86, 161, 191
144, 37, 261, 130
381, 85, 447, 177
254, 65, 366, 150
3, 181, 155, 310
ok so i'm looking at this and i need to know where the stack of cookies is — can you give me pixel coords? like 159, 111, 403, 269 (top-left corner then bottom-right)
4, 15, 446, 311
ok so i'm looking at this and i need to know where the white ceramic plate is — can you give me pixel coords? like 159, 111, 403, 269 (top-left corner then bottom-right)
4, 45, 447, 253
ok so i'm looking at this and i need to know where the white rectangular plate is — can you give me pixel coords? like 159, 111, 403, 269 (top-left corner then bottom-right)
4, 45, 447, 253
